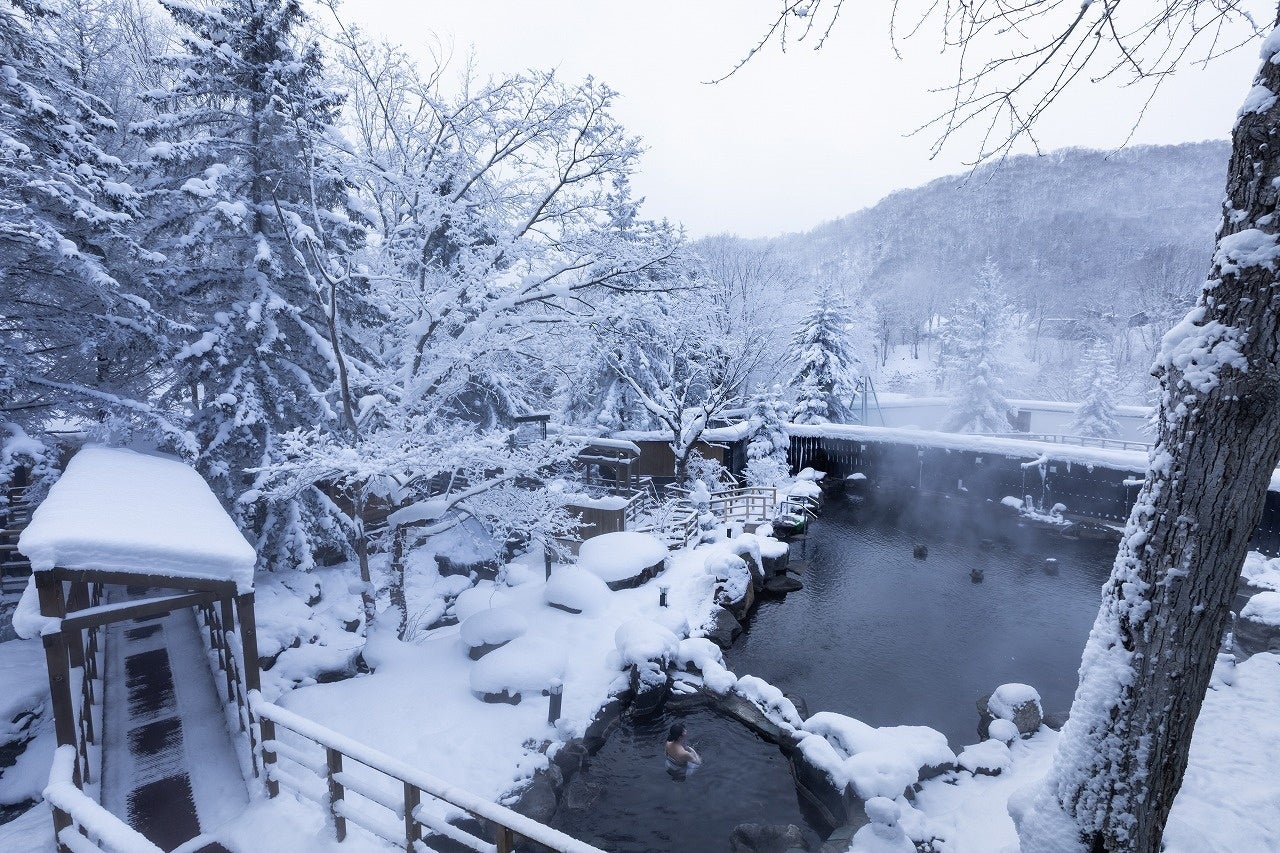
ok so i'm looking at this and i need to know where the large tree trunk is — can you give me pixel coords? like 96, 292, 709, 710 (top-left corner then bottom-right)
1018, 19, 1280, 852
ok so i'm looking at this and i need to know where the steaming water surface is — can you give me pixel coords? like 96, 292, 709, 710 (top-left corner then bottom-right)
727, 492, 1117, 747
551, 491, 1118, 850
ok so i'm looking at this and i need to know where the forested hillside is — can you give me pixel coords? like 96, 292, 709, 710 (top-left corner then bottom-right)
698, 141, 1231, 401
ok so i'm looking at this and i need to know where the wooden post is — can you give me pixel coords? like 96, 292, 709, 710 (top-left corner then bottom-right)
495, 826, 516, 853
259, 716, 279, 798
218, 596, 237, 715
403, 783, 420, 852
326, 748, 346, 842
64, 582, 88, 669
235, 593, 261, 692
36, 573, 77, 776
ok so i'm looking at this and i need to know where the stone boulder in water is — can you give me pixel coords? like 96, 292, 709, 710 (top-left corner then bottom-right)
728, 823, 810, 852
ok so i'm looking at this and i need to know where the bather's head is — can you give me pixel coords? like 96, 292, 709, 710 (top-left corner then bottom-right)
667, 723, 685, 743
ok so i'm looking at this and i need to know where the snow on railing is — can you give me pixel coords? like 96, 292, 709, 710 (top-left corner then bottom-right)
978, 432, 1153, 452
708, 487, 776, 523
44, 745, 163, 853
251, 694, 604, 853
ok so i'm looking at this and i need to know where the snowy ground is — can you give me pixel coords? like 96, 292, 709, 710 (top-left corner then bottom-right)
278, 541, 722, 805
904, 652, 1280, 853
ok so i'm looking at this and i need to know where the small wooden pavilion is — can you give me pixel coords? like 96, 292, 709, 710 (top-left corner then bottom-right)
16, 445, 261, 844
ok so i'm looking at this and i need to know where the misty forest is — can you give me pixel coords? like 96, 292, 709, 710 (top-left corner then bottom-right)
1, 2, 1279, 853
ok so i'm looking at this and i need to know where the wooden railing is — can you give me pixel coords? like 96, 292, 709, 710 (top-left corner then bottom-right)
708, 487, 776, 523
196, 600, 260, 782
252, 695, 604, 853
45, 582, 110, 851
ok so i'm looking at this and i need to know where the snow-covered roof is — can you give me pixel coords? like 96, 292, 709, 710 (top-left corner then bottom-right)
787, 423, 1151, 473
19, 446, 256, 591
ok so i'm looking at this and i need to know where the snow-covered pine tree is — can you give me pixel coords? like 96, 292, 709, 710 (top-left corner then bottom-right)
743, 386, 791, 486
940, 260, 1016, 433
134, 0, 367, 572
788, 286, 864, 424
0, 0, 176, 485
1069, 340, 1122, 439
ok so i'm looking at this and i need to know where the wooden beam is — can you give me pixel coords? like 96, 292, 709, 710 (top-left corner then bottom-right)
59, 591, 219, 633
49, 567, 238, 596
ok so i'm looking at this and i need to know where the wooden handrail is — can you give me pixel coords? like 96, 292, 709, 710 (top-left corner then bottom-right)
252, 695, 604, 853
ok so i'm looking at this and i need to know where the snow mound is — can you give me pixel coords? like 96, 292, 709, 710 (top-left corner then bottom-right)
1000, 495, 1023, 509
1241, 552, 1280, 592
614, 619, 679, 666
958, 739, 1012, 774
676, 637, 737, 694
543, 566, 611, 614
800, 711, 955, 799
19, 446, 256, 591
850, 796, 915, 853
469, 636, 566, 698
578, 532, 668, 584
987, 683, 1042, 720
1241, 591, 1280, 627
987, 718, 1020, 743
460, 607, 529, 649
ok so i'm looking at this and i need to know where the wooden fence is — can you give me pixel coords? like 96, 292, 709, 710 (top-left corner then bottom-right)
253, 696, 604, 853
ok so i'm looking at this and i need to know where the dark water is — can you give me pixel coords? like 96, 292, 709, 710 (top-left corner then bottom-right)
727, 492, 1117, 748
550, 492, 1117, 851
550, 704, 826, 852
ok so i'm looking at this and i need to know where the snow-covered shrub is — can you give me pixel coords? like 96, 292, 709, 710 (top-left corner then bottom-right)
744, 456, 789, 488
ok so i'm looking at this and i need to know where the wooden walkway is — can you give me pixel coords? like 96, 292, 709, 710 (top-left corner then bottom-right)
102, 599, 245, 852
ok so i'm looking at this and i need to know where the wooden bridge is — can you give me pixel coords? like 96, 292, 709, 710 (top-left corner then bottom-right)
17, 447, 604, 853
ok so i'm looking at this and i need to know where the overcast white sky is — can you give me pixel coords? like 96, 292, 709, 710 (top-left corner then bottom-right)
344, 1, 1260, 239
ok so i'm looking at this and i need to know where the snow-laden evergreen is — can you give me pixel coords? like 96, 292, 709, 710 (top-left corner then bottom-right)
940, 261, 1017, 433
788, 286, 866, 424
133, 0, 368, 571
1069, 341, 1123, 439
743, 387, 791, 486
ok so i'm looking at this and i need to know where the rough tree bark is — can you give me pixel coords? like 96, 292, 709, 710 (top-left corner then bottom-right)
1019, 14, 1280, 851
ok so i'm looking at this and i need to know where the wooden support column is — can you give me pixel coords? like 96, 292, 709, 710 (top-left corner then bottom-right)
235, 591, 262, 778
35, 572, 76, 763
235, 592, 261, 692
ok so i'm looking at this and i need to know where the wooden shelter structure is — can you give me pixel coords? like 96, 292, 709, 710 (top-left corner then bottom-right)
575, 437, 643, 494
16, 446, 261, 848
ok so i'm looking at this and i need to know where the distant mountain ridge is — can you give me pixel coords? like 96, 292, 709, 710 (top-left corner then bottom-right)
768, 140, 1229, 321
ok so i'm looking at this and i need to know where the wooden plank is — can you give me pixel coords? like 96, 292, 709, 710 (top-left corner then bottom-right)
60, 592, 219, 633
327, 748, 347, 842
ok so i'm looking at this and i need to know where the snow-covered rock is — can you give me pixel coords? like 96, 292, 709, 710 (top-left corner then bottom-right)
958, 739, 1013, 775
675, 637, 737, 694
543, 566, 611, 615
1241, 551, 1280, 593
849, 797, 915, 853
981, 682, 1043, 736
614, 619, 679, 667
460, 607, 529, 658
986, 718, 1020, 744
577, 531, 668, 589
798, 711, 955, 800
1235, 591, 1280, 658
469, 636, 566, 702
